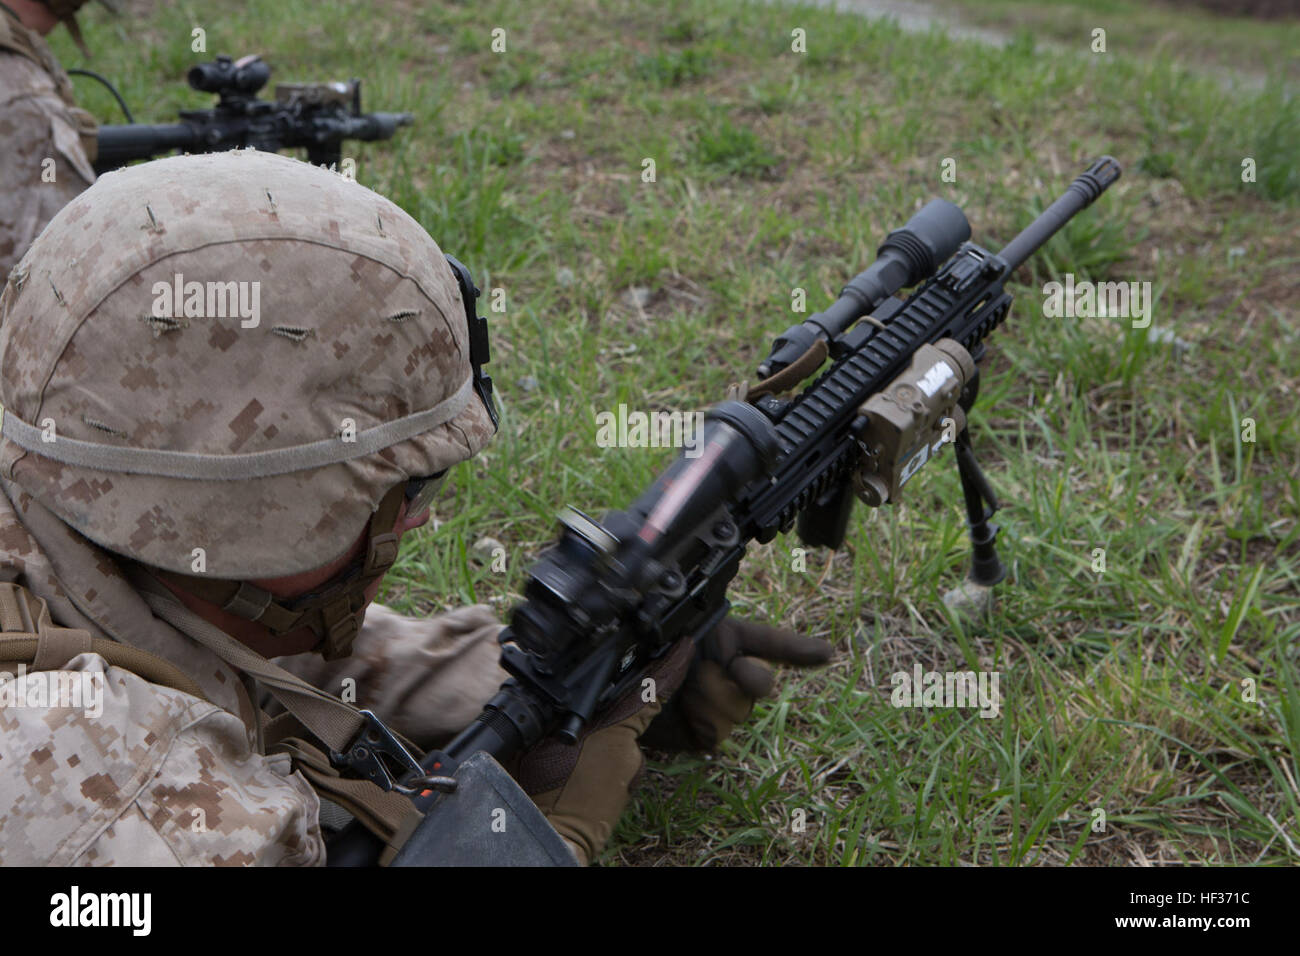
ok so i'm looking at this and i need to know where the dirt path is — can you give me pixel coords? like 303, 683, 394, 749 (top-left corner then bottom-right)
777, 0, 1277, 91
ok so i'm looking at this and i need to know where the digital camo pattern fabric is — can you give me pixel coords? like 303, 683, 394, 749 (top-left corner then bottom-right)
0, 150, 497, 579
0, 652, 325, 866
0, 480, 509, 864
0, 9, 96, 278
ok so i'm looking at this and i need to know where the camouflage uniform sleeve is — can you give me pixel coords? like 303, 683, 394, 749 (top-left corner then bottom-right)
274, 603, 508, 751
0, 652, 324, 866
0, 54, 95, 276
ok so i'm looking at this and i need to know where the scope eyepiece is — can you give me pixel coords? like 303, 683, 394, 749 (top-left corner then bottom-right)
188, 54, 271, 96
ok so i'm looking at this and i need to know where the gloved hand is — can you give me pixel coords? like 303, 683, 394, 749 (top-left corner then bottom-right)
639, 616, 833, 753
513, 635, 694, 865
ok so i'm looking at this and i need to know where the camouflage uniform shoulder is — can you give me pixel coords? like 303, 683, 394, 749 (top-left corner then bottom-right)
0, 11, 96, 277
0, 651, 325, 865
0, 10, 78, 105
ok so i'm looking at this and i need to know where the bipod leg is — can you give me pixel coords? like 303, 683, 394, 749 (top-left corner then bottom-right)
942, 429, 1006, 619
954, 428, 1006, 587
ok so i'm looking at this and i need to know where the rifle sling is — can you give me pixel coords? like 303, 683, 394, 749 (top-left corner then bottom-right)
128, 570, 422, 849
747, 338, 828, 401
0, 582, 208, 702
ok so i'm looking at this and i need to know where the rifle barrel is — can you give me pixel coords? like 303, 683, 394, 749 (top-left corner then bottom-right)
996, 156, 1122, 273
96, 122, 200, 171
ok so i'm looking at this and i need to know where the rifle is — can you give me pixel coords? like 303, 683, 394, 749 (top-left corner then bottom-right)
326, 156, 1123, 866
89, 54, 413, 174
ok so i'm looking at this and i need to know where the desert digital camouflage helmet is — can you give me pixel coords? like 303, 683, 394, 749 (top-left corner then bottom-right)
0, 150, 497, 658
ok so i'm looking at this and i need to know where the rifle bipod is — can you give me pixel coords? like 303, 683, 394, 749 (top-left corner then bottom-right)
942, 428, 1007, 617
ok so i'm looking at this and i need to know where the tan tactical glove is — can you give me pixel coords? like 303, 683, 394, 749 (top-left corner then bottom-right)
513, 636, 694, 864
640, 617, 833, 753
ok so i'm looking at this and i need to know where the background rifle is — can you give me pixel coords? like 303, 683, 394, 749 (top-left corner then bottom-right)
327, 157, 1123, 866
89, 53, 412, 174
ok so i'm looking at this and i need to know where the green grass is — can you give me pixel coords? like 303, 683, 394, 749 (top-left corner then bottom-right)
691, 116, 781, 177
58, 0, 1300, 865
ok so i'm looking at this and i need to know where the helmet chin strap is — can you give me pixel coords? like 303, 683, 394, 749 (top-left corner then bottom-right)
149, 483, 407, 660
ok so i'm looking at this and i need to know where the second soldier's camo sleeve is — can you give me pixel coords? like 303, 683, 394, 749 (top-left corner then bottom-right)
273, 603, 509, 752
0, 56, 96, 277
0, 653, 325, 866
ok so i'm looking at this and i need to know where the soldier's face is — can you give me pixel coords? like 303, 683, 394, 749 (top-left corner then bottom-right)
173, 492, 437, 657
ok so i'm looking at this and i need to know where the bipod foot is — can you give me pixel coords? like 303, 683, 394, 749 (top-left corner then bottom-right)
942, 578, 996, 620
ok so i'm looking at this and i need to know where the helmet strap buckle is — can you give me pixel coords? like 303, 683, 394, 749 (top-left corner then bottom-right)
319, 595, 362, 661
